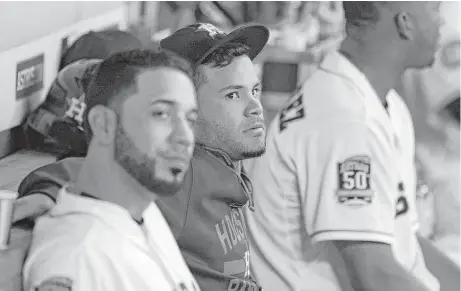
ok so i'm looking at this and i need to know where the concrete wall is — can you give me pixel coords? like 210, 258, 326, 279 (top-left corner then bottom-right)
0, 1, 123, 52
0, 1, 127, 158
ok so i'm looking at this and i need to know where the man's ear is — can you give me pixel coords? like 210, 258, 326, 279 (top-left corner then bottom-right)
87, 105, 118, 145
395, 12, 414, 40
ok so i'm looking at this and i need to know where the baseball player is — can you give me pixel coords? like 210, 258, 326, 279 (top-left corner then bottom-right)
245, 2, 456, 291
22, 49, 201, 291
8, 23, 269, 291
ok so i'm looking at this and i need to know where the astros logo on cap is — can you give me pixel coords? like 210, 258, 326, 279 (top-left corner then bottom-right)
195, 23, 224, 38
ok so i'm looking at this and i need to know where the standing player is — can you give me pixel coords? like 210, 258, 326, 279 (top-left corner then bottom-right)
23, 49, 201, 290
246, 2, 456, 291
7, 23, 269, 291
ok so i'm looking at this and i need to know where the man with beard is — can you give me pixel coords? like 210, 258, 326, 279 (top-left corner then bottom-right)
22, 49, 200, 291
246, 2, 458, 291
7, 23, 269, 291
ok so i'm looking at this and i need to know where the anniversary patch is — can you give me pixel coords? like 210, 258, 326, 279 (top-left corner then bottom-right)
337, 155, 374, 207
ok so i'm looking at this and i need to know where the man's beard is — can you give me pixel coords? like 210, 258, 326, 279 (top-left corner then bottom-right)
240, 145, 266, 159
195, 117, 267, 161
114, 124, 181, 196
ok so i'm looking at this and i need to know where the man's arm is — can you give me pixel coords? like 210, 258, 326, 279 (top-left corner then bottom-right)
12, 194, 55, 222
333, 240, 431, 291
418, 234, 460, 291
17, 157, 84, 200
305, 120, 435, 291
0, 227, 32, 291
24, 244, 101, 291
13, 157, 83, 223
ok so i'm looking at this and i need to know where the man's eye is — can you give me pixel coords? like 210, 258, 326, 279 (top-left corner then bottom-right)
152, 111, 169, 119
252, 87, 261, 97
225, 92, 240, 100
187, 113, 198, 126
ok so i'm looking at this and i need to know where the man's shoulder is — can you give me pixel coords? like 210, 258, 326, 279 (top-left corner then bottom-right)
33, 157, 83, 181
32, 211, 108, 250
27, 217, 89, 269
190, 146, 228, 175
18, 157, 84, 197
27, 212, 119, 269
24, 213, 114, 290
156, 161, 195, 239
304, 65, 359, 98
288, 69, 366, 126
268, 73, 366, 141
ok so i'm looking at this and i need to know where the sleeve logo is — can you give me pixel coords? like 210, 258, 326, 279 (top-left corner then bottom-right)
337, 155, 374, 207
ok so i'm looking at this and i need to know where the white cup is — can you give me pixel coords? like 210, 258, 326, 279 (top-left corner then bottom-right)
0, 190, 18, 250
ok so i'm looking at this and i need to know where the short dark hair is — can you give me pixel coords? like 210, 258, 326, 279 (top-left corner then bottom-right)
343, 1, 384, 29
193, 42, 251, 87
83, 48, 193, 142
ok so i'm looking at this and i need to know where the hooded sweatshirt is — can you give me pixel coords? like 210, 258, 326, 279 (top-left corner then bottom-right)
18, 144, 261, 291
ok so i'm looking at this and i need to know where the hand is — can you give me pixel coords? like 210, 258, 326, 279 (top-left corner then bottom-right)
0, 227, 32, 291
12, 194, 55, 223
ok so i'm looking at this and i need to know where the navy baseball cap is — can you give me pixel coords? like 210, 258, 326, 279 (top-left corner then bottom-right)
160, 23, 270, 66
60, 30, 142, 70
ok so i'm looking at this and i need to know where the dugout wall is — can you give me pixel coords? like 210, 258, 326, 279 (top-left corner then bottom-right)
0, 2, 132, 159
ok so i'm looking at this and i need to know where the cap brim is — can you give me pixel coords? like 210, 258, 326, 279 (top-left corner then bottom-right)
195, 24, 269, 66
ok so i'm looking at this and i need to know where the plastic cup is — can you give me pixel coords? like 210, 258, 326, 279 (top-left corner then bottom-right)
0, 190, 18, 250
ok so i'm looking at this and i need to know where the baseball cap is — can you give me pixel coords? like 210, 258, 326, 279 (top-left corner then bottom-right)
60, 30, 142, 70
160, 23, 270, 66
26, 59, 101, 155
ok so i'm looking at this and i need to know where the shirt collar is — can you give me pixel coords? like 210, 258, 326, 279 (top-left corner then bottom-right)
68, 182, 149, 223
195, 144, 255, 211
56, 187, 153, 231
321, 51, 395, 117
321, 51, 373, 97
196, 144, 242, 174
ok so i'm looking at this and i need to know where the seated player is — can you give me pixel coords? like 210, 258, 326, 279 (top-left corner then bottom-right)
22, 49, 201, 291
8, 23, 270, 291
246, 2, 459, 291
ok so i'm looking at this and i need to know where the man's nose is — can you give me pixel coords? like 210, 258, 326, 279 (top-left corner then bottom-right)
244, 93, 264, 117
171, 117, 194, 148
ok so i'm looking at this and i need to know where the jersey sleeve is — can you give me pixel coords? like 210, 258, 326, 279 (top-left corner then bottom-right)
23, 243, 103, 291
18, 157, 84, 201
305, 121, 398, 245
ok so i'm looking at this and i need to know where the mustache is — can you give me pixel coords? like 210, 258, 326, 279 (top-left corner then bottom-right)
244, 118, 266, 130
160, 147, 192, 161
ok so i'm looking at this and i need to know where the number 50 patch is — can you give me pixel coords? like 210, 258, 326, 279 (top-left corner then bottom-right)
336, 155, 374, 207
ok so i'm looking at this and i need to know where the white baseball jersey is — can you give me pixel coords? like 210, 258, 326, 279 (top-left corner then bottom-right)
246, 51, 440, 291
23, 188, 200, 291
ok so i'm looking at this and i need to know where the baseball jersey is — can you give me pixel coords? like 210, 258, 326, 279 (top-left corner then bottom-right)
245, 51, 440, 291
18, 144, 261, 291
23, 188, 200, 291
